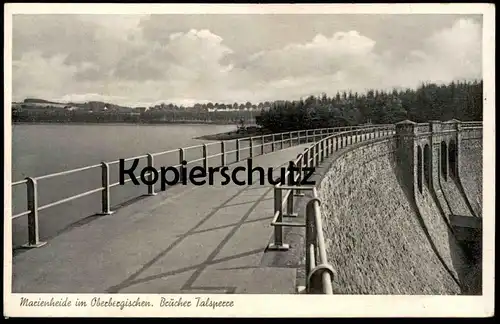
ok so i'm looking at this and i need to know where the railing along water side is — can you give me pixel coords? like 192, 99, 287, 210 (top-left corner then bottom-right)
11, 125, 381, 248
268, 124, 397, 294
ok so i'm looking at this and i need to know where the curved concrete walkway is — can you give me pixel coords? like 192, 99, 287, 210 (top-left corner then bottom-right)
12, 144, 311, 294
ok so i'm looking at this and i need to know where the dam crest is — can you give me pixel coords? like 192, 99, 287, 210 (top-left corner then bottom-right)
316, 120, 482, 294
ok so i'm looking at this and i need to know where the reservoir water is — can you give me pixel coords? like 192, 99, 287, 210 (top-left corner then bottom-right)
10, 123, 238, 248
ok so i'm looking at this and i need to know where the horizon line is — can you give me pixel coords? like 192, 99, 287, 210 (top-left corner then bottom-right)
12, 78, 484, 109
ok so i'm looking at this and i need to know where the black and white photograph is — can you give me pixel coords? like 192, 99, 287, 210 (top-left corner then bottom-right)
4, 3, 494, 318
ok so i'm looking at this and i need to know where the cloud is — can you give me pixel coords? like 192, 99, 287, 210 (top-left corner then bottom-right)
10, 16, 482, 106
242, 30, 378, 82
54, 93, 128, 104
12, 51, 78, 100
234, 18, 482, 96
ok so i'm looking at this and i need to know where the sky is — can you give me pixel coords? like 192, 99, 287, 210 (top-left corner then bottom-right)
11, 14, 483, 107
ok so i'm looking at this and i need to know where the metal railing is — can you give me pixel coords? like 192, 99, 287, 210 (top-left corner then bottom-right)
268, 125, 397, 294
461, 121, 483, 129
11, 124, 384, 248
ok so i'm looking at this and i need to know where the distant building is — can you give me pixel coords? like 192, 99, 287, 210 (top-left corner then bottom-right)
207, 106, 268, 113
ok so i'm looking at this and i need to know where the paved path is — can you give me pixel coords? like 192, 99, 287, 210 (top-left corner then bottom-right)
12, 144, 311, 294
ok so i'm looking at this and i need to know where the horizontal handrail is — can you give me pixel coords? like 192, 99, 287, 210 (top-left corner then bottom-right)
35, 163, 101, 180
12, 210, 31, 220
38, 187, 104, 211
151, 148, 178, 157
12, 125, 380, 184
12, 179, 28, 186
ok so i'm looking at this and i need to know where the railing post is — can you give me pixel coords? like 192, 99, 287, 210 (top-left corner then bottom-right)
281, 133, 284, 149
202, 144, 208, 170
320, 140, 325, 162
289, 131, 293, 147
221, 141, 226, 166
249, 137, 254, 158
315, 143, 320, 166
179, 148, 185, 182
297, 132, 301, 145
272, 134, 275, 152
99, 162, 113, 216
305, 199, 317, 292
268, 186, 289, 250
310, 145, 315, 167
284, 169, 298, 217
260, 135, 265, 155
295, 155, 305, 197
284, 188, 297, 217
23, 177, 46, 248
236, 139, 240, 162
147, 154, 156, 196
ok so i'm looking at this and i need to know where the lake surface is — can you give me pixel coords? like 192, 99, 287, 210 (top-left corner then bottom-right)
10, 123, 242, 248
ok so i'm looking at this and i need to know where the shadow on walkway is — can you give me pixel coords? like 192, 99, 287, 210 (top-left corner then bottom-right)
106, 182, 274, 293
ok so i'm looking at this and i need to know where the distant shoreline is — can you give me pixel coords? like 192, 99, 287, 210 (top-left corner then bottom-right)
12, 121, 239, 126
194, 128, 269, 141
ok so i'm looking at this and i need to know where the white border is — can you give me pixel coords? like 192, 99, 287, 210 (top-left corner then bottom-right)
3, 3, 495, 318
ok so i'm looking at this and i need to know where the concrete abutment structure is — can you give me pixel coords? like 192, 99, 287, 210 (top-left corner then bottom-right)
395, 120, 481, 232
394, 119, 482, 294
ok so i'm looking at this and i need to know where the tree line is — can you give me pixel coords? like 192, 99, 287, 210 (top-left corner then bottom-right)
12, 109, 259, 124
256, 80, 483, 133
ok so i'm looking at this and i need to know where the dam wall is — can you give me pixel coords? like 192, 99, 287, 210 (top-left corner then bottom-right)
317, 120, 482, 295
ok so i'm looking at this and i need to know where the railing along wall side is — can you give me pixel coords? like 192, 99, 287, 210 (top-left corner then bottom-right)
269, 124, 398, 294
11, 125, 380, 249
